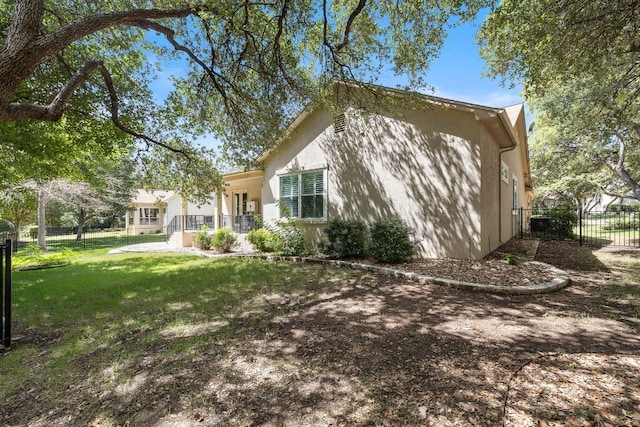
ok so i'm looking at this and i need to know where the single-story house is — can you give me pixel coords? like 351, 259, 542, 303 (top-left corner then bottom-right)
153, 84, 533, 259
126, 189, 174, 235
127, 189, 217, 246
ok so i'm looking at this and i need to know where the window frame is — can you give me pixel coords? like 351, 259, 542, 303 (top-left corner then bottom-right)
278, 169, 327, 221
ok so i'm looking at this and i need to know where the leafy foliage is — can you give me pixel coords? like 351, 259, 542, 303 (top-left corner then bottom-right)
321, 218, 368, 259
368, 217, 414, 263
1, 0, 490, 198
247, 228, 282, 253
269, 222, 308, 257
479, 0, 640, 201
195, 225, 213, 250
212, 227, 237, 253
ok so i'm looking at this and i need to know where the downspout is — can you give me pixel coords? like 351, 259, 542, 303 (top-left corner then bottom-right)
497, 111, 518, 244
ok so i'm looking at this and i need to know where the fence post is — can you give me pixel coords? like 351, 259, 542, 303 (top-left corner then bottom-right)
579, 209, 583, 246
2, 239, 11, 348
519, 207, 524, 239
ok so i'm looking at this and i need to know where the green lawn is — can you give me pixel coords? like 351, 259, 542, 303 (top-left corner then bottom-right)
1, 251, 362, 416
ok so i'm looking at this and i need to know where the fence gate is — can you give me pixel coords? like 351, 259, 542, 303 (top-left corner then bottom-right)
1, 239, 11, 348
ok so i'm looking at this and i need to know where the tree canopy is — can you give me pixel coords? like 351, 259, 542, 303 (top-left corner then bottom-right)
478, 0, 640, 203
1, 0, 491, 194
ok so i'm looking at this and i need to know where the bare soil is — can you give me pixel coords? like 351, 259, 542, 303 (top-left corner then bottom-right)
2, 240, 640, 426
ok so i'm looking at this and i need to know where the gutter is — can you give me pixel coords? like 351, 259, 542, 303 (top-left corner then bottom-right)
497, 110, 519, 245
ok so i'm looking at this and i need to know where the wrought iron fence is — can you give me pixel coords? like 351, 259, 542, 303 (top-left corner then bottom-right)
11, 228, 167, 253
1, 239, 12, 348
516, 208, 640, 247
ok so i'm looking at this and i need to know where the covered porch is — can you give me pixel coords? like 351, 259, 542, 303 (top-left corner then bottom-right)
218, 169, 264, 234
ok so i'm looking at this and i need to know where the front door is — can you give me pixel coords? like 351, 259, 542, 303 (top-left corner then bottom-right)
233, 192, 248, 216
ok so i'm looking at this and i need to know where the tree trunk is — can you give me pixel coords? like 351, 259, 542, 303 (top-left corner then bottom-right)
37, 187, 46, 251
76, 206, 85, 242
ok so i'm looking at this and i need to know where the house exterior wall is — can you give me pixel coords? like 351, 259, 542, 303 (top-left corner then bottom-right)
262, 106, 487, 259
164, 194, 217, 230
127, 204, 166, 235
479, 122, 502, 255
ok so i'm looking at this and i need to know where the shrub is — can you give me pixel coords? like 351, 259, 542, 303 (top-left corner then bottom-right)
28, 226, 38, 239
368, 217, 414, 263
195, 225, 213, 250
247, 228, 281, 252
0, 220, 15, 232
212, 227, 237, 253
545, 210, 578, 239
270, 222, 307, 256
602, 219, 639, 231
322, 219, 368, 259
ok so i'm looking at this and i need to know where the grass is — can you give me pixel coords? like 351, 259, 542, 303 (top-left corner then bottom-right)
1, 250, 362, 417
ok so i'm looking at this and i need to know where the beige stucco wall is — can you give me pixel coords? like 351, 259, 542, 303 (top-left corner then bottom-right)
263, 106, 486, 259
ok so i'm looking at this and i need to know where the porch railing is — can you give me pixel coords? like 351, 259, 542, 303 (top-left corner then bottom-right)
164, 215, 215, 239
220, 214, 260, 234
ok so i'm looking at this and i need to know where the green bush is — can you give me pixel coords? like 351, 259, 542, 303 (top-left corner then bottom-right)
247, 228, 282, 252
195, 225, 213, 250
322, 219, 368, 259
270, 222, 307, 256
0, 220, 15, 232
28, 226, 38, 239
545, 210, 578, 239
368, 217, 414, 263
212, 227, 237, 253
602, 219, 639, 231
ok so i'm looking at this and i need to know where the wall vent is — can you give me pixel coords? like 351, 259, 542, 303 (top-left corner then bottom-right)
333, 113, 346, 134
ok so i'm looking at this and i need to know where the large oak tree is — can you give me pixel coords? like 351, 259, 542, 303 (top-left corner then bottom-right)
1, 0, 491, 195
479, 0, 640, 202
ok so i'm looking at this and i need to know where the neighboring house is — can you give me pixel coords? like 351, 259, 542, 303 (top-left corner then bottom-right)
126, 189, 174, 235
127, 189, 217, 246
249, 84, 532, 259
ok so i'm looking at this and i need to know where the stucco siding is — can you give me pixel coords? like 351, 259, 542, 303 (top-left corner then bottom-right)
263, 107, 484, 259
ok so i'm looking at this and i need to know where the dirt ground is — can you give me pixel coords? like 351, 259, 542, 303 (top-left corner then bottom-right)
2, 240, 640, 426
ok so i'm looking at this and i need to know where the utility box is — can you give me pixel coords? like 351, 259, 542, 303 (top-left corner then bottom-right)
530, 216, 550, 232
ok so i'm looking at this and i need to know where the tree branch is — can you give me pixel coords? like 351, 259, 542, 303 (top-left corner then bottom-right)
335, 0, 367, 51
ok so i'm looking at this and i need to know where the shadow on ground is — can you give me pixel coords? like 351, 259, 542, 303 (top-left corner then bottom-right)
2, 242, 639, 426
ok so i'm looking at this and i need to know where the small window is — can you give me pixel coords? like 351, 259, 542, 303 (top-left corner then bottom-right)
279, 170, 326, 219
501, 161, 509, 183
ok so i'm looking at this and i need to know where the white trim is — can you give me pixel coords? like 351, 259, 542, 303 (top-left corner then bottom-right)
276, 162, 328, 176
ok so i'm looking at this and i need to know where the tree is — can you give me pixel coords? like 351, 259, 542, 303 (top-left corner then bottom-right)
0, 185, 37, 232
478, 0, 640, 200
527, 77, 640, 206
1, 0, 492, 178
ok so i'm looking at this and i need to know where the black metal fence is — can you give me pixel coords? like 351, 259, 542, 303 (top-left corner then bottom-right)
1, 239, 12, 348
164, 215, 215, 238
8, 229, 167, 253
516, 208, 640, 247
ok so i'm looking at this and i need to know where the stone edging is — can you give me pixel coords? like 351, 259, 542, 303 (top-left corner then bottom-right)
196, 251, 571, 295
